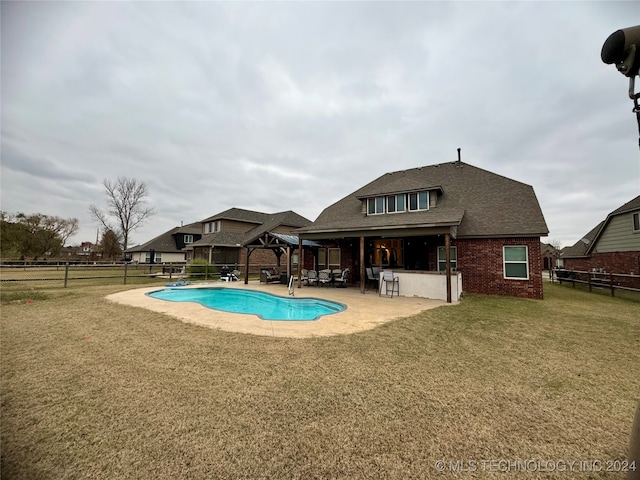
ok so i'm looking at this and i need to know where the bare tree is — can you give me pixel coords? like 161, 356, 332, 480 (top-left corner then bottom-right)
89, 177, 156, 251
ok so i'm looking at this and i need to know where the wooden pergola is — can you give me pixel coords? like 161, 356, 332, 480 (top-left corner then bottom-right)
243, 232, 320, 285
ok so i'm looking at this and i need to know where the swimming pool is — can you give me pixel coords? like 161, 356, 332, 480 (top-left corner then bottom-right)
147, 287, 346, 321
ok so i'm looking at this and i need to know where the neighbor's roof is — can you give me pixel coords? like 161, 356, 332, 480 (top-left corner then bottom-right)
560, 221, 605, 258
200, 207, 300, 225
188, 209, 312, 248
297, 161, 548, 238
562, 194, 640, 257
607, 194, 640, 217
125, 222, 201, 253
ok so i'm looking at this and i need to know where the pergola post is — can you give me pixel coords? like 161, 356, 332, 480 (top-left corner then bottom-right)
286, 245, 291, 279
244, 247, 254, 285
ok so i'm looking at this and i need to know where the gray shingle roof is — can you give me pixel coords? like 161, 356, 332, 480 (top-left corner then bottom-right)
561, 221, 604, 258
200, 208, 269, 224
608, 195, 640, 216
126, 222, 201, 253
298, 161, 548, 238
187, 231, 247, 248
561, 194, 640, 257
189, 209, 312, 248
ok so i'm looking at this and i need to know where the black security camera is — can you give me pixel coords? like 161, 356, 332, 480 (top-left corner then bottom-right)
601, 25, 640, 77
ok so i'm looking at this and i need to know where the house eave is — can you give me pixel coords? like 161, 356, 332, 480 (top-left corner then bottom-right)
300, 223, 460, 240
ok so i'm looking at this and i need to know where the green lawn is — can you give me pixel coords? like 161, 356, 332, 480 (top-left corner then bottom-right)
1, 283, 638, 479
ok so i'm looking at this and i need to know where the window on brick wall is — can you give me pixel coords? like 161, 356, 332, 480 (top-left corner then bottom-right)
503, 246, 529, 279
437, 246, 457, 272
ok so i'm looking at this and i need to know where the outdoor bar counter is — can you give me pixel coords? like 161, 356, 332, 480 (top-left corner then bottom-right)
378, 270, 462, 302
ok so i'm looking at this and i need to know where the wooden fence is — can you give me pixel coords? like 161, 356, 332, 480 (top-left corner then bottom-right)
552, 268, 640, 297
0, 262, 293, 288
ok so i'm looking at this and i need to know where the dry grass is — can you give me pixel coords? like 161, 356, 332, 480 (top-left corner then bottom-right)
1, 283, 638, 479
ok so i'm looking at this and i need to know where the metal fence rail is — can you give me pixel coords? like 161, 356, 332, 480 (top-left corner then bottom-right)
552, 268, 640, 296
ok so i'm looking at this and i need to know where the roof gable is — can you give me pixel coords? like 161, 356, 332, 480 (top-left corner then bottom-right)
192, 209, 311, 247
126, 222, 201, 253
200, 208, 268, 224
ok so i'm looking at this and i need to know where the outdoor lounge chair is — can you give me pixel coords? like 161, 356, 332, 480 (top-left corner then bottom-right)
260, 269, 281, 284
300, 269, 309, 285
318, 270, 332, 287
307, 270, 318, 286
380, 270, 399, 297
334, 268, 350, 287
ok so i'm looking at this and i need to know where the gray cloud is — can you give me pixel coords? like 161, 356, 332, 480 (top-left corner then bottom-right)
1, 1, 638, 249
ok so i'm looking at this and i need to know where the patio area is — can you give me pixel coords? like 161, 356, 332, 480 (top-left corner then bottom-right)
106, 281, 452, 338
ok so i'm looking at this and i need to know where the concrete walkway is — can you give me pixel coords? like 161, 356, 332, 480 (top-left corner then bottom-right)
106, 281, 452, 338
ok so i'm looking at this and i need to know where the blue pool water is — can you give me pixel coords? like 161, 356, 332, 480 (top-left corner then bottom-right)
147, 287, 346, 321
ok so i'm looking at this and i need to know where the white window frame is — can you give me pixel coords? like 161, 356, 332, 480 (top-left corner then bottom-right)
408, 191, 429, 212
503, 245, 529, 280
205, 221, 221, 233
386, 194, 406, 214
437, 246, 457, 272
633, 212, 640, 232
184, 234, 194, 244
367, 197, 385, 215
145, 252, 162, 263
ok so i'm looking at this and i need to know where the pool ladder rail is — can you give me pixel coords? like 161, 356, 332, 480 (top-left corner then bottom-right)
288, 275, 295, 296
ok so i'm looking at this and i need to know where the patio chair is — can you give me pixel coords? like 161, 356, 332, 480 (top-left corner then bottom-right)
379, 270, 399, 297
318, 270, 332, 287
334, 268, 350, 287
365, 267, 379, 290
307, 269, 318, 286
300, 269, 309, 285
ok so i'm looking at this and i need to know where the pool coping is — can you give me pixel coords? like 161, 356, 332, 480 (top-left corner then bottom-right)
106, 281, 453, 338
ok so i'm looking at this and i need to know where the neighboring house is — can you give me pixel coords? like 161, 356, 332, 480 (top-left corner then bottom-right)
296, 160, 548, 300
540, 242, 561, 270
561, 195, 640, 274
125, 222, 202, 263
79, 242, 95, 256
185, 208, 312, 271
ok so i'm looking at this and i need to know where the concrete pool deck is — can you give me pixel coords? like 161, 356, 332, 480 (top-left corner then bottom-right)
106, 281, 454, 338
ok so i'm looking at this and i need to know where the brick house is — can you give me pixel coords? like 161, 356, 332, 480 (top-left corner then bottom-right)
561, 195, 640, 275
296, 160, 548, 300
125, 222, 202, 263
185, 208, 312, 274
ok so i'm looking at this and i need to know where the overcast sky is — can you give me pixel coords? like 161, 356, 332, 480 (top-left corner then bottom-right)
2, 1, 639, 249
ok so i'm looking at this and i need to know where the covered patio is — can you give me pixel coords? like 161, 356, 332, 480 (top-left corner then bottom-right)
296, 226, 462, 303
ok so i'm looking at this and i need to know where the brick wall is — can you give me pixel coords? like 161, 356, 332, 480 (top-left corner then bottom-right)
563, 251, 640, 275
456, 237, 544, 299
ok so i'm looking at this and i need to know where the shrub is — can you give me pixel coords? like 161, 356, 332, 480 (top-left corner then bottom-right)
186, 259, 213, 279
